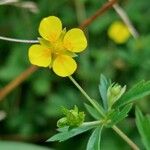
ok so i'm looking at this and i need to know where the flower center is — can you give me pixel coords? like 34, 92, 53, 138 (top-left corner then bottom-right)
51, 28, 67, 54
53, 41, 65, 54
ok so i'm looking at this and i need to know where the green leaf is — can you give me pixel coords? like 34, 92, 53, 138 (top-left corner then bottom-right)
135, 107, 150, 150
84, 103, 101, 120
92, 99, 105, 117
48, 123, 97, 142
115, 80, 150, 107
110, 104, 132, 126
99, 74, 111, 110
0, 141, 51, 150
86, 126, 103, 150
105, 104, 132, 127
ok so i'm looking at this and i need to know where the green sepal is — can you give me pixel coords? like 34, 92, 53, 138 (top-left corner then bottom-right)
64, 51, 78, 57
107, 83, 126, 109
38, 37, 52, 48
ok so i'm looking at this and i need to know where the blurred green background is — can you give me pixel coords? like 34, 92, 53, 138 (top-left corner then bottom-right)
0, 0, 150, 149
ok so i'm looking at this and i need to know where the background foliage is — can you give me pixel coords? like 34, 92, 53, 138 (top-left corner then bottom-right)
0, 0, 150, 149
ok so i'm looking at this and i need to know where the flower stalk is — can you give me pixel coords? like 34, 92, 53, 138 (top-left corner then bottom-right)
0, 36, 39, 43
68, 76, 105, 117
112, 126, 140, 150
83, 120, 102, 126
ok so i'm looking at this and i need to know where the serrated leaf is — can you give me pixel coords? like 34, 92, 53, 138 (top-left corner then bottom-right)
111, 104, 132, 126
135, 107, 150, 150
99, 74, 111, 110
115, 80, 150, 107
84, 103, 102, 120
106, 104, 132, 127
47, 123, 97, 142
86, 126, 103, 150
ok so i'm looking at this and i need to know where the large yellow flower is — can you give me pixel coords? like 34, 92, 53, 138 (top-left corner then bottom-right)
28, 16, 87, 77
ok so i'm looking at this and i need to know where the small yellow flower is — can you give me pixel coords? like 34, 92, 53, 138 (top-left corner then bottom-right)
28, 16, 87, 77
107, 21, 130, 44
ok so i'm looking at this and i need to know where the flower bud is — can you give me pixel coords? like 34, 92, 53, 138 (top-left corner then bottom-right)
107, 83, 126, 109
57, 105, 85, 128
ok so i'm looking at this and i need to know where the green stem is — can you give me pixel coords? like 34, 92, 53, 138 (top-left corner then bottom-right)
83, 121, 101, 126
68, 75, 140, 150
68, 76, 104, 117
112, 126, 140, 150
0, 36, 39, 43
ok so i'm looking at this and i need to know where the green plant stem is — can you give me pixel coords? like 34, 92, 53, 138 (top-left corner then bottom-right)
83, 121, 101, 126
68, 75, 140, 150
112, 126, 140, 150
0, 36, 39, 43
68, 76, 104, 117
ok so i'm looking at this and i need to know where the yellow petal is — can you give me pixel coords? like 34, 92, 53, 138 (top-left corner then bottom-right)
39, 16, 62, 42
28, 44, 51, 67
52, 55, 77, 77
63, 28, 87, 53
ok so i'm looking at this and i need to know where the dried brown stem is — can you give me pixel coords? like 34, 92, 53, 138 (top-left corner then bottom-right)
79, 0, 117, 29
0, 0, 116, 101
0, 66, 38, 101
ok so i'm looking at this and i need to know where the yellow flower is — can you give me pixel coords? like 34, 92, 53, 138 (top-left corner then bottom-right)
107, 21, 130, 44
28, 16, 87, 77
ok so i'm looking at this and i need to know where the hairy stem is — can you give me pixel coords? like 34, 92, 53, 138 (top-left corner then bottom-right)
83, 120, 101, 126
68, 76, 105, 117
0, 36, 39, 43
112, 126, 140, 150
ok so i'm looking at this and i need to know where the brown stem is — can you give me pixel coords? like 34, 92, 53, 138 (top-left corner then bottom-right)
79, 0, 117, 29
0, 66, 38, 101
0, 0, 116, 101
